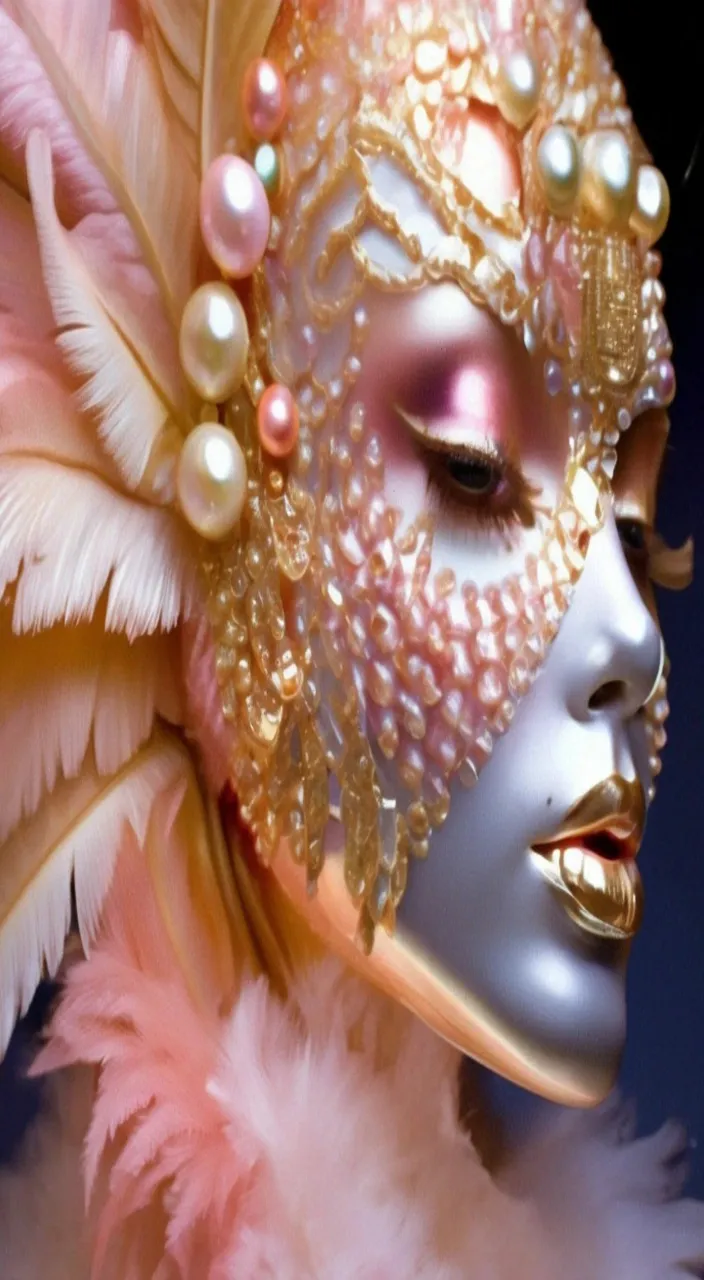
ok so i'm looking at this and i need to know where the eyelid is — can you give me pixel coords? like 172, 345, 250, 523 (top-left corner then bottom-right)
393, 404, 505, 465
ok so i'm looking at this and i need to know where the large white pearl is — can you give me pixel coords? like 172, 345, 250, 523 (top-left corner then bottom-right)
581, 130, 635, 226
630, 165, 670, 245
179, 283, 250, 403
177, 424, 247, 540
537, 124, 580, 214
495, 48, 541, 130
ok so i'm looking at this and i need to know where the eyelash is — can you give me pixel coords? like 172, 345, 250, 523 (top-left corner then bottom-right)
395, 408, 543, 541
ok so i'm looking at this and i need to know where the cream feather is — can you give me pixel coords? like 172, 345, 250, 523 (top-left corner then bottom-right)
26, 130, 184, 489
139, 0, 282, 175
13, 0, 198, 323
0, 621, 184, 844
0, 730, 191, 1058
0, 456, 200, 637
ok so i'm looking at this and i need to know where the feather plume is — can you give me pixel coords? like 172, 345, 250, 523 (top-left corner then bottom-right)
0, 730, 191, 1058
0, 6, 115, 222
13, 0, 198, 322
0, 456, 199, 637
137, 0, 281, 174
0, 620, 184, 843
201, 0, 282, 169
26, 130, 186, 489
0, 173, 54, 339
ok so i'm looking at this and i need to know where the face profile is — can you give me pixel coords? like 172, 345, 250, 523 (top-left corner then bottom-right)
198, 0, 685, 1105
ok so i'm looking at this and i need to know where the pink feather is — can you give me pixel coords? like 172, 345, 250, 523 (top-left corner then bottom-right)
0, 5, 115, 222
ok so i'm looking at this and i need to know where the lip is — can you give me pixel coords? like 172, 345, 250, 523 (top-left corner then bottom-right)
531, 776, 645, 942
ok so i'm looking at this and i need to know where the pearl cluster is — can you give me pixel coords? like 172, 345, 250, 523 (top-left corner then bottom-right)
537, 124, 670, 247
176, 56, 298, 542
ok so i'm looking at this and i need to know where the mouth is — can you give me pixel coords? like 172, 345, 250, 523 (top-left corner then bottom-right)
531, 776, 645, 942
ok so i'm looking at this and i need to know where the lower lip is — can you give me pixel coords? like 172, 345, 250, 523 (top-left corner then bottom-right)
530, 843, 643, 941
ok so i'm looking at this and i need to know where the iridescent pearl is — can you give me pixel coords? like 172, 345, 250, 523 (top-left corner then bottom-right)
179, 283, 249, 403
630, 165, 670, 246
257, 383, 299, 458
253, 143, 282, 198
242, 58, 288, 141
537, 124, 580, 214
200, 155, 271, 279
177, 424, 247, 540
494, 47, 541, 130
580, 130, 635, 226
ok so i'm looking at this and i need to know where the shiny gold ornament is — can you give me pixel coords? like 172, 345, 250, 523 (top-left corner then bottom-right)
629, 165, 670, 246
179, 283, 249, 403
532, 846, 643, 941
177, 424, 248, 540
580, 130, 636, 227
536, 125, 580, 215
494, 48, 541, 130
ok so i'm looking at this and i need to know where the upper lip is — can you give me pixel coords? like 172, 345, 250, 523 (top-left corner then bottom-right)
533, 775, 646, 862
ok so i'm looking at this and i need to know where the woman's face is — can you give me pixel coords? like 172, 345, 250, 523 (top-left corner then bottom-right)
252, 41, 672, 1103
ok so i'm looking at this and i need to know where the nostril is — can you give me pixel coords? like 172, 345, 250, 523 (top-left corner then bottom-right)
589, 680, 628, 711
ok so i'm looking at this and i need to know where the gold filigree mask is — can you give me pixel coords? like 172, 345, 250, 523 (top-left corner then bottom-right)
194, 0, 679, 958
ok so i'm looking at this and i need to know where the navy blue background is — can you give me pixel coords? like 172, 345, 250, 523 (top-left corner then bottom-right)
2, 0, 704, 1193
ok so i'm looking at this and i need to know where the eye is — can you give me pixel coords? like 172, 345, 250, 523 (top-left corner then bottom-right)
616, 517, 649, 558
444, 452, 504, 497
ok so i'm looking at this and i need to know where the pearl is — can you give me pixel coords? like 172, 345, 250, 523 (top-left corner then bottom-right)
630, 165, 670, 245
537, 124, 580, 214
200, 155, 271, 279
580, 130, 635, 227
257, 383, 300, 458
177, 424, 247, 540
494, 48, 541, 130
179, 283, 249, 403
242, 58, 288, 142
253, 143, 282, 198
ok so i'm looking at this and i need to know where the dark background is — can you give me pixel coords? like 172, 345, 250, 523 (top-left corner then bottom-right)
2, 0, 704, 1192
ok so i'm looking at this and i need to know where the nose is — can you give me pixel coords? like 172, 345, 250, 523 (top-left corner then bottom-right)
564, 514, 664, 722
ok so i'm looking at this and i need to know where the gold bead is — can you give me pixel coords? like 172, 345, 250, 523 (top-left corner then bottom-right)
494, 48, 541, 130
537, 124, 580, 215
179, 283, 249, 403
629, 165, 670, 246
176, 423, 247, 540
580, 130, 636, 227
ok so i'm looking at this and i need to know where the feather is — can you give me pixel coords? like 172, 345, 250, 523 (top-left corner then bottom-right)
138, 0, 281, 174
0, 619, 184, 843
0, 7, 115, 222
0, 173, 55, 338
0, 455, 200, 637
13, 0, 198, 323
201, 0, 282, 169
26, 130, 186, 489
0, 729, 191, 1058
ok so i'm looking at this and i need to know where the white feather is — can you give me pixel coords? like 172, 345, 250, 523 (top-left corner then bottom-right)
0, 621, 184, 843
26, 130, 181, 489
14, 0, 198, 323
0, 731, 191, 1057
0, 456, 200, 637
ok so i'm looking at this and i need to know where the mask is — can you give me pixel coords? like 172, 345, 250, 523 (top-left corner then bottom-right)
182, 0, 688, 1103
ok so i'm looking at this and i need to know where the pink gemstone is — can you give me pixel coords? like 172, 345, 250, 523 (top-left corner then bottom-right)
257, 383, 300, 458
243, 58, 288, 142
200, 155, 271, 279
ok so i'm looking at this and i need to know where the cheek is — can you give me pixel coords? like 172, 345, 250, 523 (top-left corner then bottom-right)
319, 407, 595, 845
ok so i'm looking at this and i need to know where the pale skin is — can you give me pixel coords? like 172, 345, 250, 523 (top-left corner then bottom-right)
270, 101, 669, 1105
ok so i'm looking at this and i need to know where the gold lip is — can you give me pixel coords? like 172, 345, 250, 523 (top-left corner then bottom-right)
531, 775, 646, 941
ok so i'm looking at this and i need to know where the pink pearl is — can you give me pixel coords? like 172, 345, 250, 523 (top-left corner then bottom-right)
243, 58, 288, 142
257, 384, 299, 458
200, 155, 271, 279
